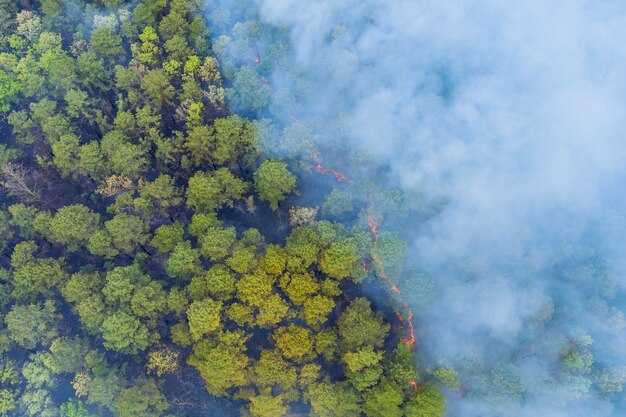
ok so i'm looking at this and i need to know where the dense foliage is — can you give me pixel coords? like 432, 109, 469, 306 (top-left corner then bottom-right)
0, 1, 443, 416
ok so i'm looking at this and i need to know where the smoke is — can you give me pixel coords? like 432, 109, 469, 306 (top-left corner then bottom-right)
204, 0, 626, 415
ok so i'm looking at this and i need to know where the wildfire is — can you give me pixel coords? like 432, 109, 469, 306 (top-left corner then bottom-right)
396, 310, 416, 348
315, 163, 353, 184
368, 205, 416, 349
255, 55, 260, 65
410, 381, 418, 391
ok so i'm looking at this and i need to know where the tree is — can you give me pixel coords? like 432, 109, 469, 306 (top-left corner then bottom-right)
226, 244, 256, 274
260, 244, 287, 275
0, 70, 21, 113
101, 131, 147, 178
204, 264, 236, 300
253, 160, 297, 211
209, 115, 257, 166
52, 134, 80, 177
150, 222, 184, 253
5, 301, 59, 349
188, 333, 249, 396
362, 378, 403, 417
303, 295, 335, 328
342, 347, 384, 391
433, 365, 460, 390
253, 349, 297, 389
101, 311, 152, 354
186, 169, 249, 212
285, 272, 319, 305
320, 240, 359, 280
187, 298, 223, 341
43, 337, 88, 374
7, 204, 37, 238
199, 226, 237, 261
166, 241, 201, 279
285, 226, 320, 268
307, 381, 362, 417
103, 264, 147, 307
104, 213, 148, 254
147, 346, 180, 377
0, 389, 17, 416
249, 391, 288, 417
236, 270, 274, 307
141, 69, 175, 105
113, 378, 168, 417
90, 27, 124, 63
131, 282, 168, 320
10, 241, 67, 301
337, 298, 390, 352
226, 65, 270, 112
256, 294, 290, 328
60, 399, 97, 417
136, 174, 182, 217
47, 205, 100, 250
322, 188, 354, 217
273, 324, 313, 361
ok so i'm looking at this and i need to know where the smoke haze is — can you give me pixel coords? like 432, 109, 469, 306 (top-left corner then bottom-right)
205, 0, 626, 415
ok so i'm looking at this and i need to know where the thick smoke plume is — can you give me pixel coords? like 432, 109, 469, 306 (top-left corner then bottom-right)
204, 0, 626, 415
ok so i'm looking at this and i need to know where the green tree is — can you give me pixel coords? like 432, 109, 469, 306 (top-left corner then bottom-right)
303, 295, 335, 328
131, 282, 168, 320
104, 213, 148, 254
253, 160, 297, 211
285, 272, 319, 305
101, 311, 152, 354
166, 241, 201, 279
0, 389, 18, 417
186, 168, 249, 212
253, 349, 297, 389
5, 301, 58, 349
362, 378, 403, 417
150, 222, 184, 253
0, 70, 21, 113
205, 264, 236, 300
236, 270, 274, 307
188, 332, 249, 396
187, 298, 222, 341
199, 226, 237, 261
256, 294, 290, 328
320, 240, 359, 280
101, 131, 147, 178
226, 65, 270, 112
113, 378, 168, 417
48, 205, 100, 250
307, 381, 362, 417
342, 347, 384, 391
43, 337, 88, 374
273, 324, 313, 361
141, 69, 175, 105
249, 391, 288, 417
90, 27, 124, 63
285, 226, 320, 267
337, 298, 390, 352
60, 399, 96, 417
11, 241, 67, 301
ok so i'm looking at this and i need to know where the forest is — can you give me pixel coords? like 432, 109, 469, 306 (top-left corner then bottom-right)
0, 1, 446, 416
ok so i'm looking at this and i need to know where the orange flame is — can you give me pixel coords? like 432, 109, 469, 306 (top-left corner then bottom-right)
368, 205, 416, 349
315, 163, 353, 184
410, 381, 418, 391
